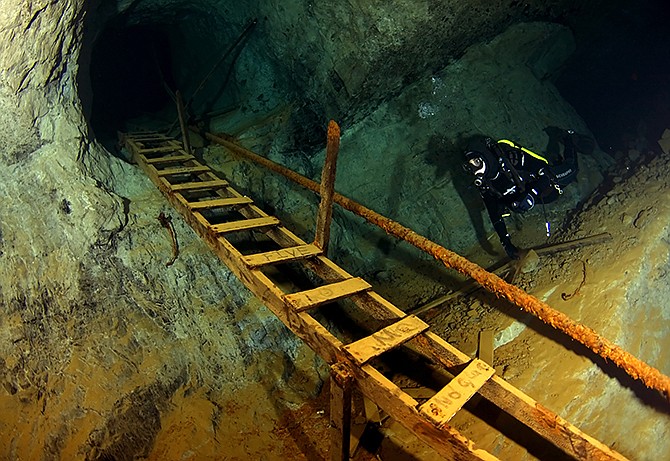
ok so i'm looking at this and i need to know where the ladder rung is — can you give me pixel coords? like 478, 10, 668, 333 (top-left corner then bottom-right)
139, 145, 181, 154
133, 136, 170, 142
156, 165, 211, 176
144, 154, 195, 164
418, 359, 495, 427
209, 216, 279, 234
126, 132, 162, 139
170, 179, 228, 192
188, 196, 253, 210
344, 315, 429, 365
243, 244, 322, 268
284, 277, 371, 312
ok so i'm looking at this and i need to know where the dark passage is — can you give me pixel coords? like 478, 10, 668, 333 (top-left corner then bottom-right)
83, 3, 249, 155
557, 0, 670, 156
89, 24, 176, 144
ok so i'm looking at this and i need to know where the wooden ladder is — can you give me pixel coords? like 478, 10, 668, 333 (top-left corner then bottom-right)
122, 132, 628, 461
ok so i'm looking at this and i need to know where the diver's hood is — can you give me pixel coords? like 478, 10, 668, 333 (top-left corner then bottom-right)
464, 138, 499, 179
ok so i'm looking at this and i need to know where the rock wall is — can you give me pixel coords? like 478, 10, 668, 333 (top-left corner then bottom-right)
216, 0, 582, 124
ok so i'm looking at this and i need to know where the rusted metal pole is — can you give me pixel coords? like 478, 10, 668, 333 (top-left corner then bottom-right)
203, 131, 670, 400
314, 120, 341, 253
175, 90, 192, 155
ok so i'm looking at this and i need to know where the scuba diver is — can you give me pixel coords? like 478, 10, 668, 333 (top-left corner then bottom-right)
463, 129, 579, 259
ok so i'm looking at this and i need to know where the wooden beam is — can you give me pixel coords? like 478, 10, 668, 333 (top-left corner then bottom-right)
209, 216, 280, 234
187, 196, 253, 210
477, 331, 494, 367
145, 153, 195, 164
125, 135, 167, 142
314, 120, 341, 253
533, 232, 612, 256
169, 179, 229, 192
330, 362, 353, 461
155, 165, 211, 176
138, 145, 181, 154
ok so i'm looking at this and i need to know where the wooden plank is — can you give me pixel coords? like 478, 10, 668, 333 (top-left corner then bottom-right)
136, 138, 173, 145
363, 396, 382, 424
126, 134, 164, 141
477, 330, 494, 366
169, 179, 228, 192
156, 165, 210, 176
419, 359, 495, 427
209, 216, 280, 234
284, 277, 371, 312
243, 243, 322, 268
144, 154, 195, 164
330, 362, 353, 461
188, 196, 253, 210
344, 315, 429, 365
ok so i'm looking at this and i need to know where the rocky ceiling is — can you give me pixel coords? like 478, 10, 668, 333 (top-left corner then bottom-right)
80, 0, 586, 150
74, 0, 670, 158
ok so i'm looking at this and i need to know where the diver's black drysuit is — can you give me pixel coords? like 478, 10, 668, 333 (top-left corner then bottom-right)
464, 133, 578, 258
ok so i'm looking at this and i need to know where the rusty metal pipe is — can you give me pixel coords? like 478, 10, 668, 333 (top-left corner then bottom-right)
204, 131, 670, 400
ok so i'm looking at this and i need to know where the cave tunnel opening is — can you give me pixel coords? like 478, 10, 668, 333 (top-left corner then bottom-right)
89, 24, 176, 140
84, 4, 247, 155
